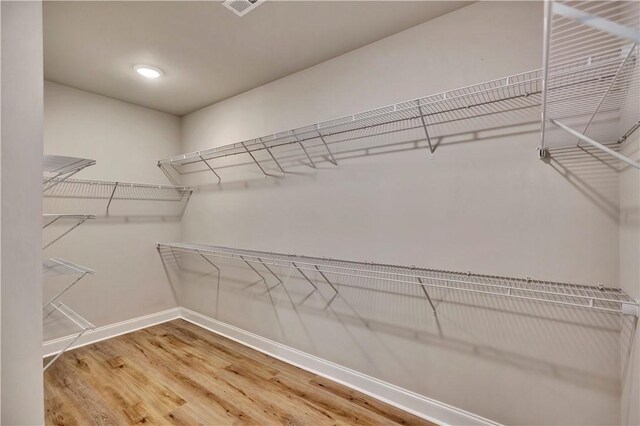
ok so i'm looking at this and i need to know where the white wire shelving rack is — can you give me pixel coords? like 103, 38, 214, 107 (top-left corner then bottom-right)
157, 242, 639, 317
540, 0, 640, 167
158, 69, 544, 182
43, 214, 95, 249
43, 155, 96, 192
44, 178, 193, 214
43, 301, 95, 371
42, 258, 94, 310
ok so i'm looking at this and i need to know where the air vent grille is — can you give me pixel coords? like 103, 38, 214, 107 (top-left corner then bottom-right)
222, 0, 263, 17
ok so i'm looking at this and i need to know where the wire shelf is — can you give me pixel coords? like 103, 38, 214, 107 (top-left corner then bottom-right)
158, 242, 639, 317
43, 155, 96, 192
42, 257, 94, 310
540, 0, 640, 167
43, 301, 95, 371
43, 214, 95, 249
158, 69, 545, 181
44, 178, 192, 201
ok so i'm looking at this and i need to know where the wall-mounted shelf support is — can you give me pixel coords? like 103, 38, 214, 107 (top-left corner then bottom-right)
43, 302, 95, 371
157, 242, 639, 317
42, 258, 94, 309
43, 214, 95, 249
552, 119, 640, 170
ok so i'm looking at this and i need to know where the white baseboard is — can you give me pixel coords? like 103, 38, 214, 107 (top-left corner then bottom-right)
43, 306, 499, 426
179, 307, 500, 426
43, 307, 181, 357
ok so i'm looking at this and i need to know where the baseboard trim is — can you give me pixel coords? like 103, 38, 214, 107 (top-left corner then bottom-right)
43, 307, 181, 357
179, 307, 500, 426
43, 306, 499, 426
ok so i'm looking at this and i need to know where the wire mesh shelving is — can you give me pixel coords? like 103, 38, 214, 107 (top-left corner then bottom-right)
42, 257, 94, 310
43, 301, 95, 371
43, 178, 193, 214
540, 0, 640, 168
43, 214, 95, 249
43, 155, 96, 192
157, 242, 639, 317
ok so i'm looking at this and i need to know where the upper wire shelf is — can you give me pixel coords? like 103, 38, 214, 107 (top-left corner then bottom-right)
43, 178, 193, 215
158, 69, 543, 182
540, 0, 640, 168
43, 301, 95, 371
43, 155, 96, 192
43, 214, 95, 250
158, 242, 638, 317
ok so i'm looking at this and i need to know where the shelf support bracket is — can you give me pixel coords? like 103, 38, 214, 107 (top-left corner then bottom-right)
43, 216, 91, 250
316, 126, 338, 166
106, 182, 119, 214
551, 119, 640, 170
416, 100, 435, 158
239, 255, 267, 283
313, 265, 339, 295
416, 276, 437, 316
292, 131, 316, 169
42, 272, 90, 309
292, 261, 319, 293
577, 42, 637, 147
199, 155, 222, 183
242, 142, 270, 177
259, 138, 286, 174
257, 257, 284, 286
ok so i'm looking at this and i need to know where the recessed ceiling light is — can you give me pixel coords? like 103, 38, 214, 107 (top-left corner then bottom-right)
134, 65, 163, 79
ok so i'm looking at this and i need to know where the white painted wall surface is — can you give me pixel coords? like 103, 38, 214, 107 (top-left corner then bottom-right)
1, 1, 45, 423
43, 81, 181, 331
176, 2, 625, 424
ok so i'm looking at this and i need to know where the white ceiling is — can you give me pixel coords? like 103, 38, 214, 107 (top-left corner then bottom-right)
44, 1, 471, 116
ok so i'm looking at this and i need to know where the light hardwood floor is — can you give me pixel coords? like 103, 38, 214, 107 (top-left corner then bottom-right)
44, 319, 436, 425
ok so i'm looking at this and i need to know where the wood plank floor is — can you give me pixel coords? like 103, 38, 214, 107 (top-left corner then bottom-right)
44, 319, 436, 425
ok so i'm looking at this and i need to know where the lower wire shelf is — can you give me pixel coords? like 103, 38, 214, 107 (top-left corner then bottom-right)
43, 301, 95, 371
158, 242, 639, 317
43, 258, 94, 309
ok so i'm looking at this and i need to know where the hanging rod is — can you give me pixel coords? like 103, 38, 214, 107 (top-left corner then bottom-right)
42, 258, 94, 310
43, 301, 95, 371
540, 0, 640, 162
43, 214, 95, 249
43, 155, 96, 192
157, 242, 639, 317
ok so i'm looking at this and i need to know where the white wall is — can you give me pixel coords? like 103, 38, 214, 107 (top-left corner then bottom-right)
176, 2, 626, 425
1, 1, 45, 423
43, 81, 181, 331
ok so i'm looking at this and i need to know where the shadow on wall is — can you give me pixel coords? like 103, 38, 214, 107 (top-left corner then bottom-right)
157, 246, 628, 423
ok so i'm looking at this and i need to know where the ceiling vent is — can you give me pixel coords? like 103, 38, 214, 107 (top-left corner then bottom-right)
222, 0, 264, 17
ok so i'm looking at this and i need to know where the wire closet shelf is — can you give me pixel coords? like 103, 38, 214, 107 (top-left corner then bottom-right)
42, 257, 94, 310
43, 155, 96, 192
158, 242, 638, 317
43, 301, 95, 371
44, 178, 193, 213
43, 214, 95, 249
540, 0, 640, 168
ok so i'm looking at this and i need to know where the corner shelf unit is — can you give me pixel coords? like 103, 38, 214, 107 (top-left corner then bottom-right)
540, 0, 640, 168
43, 214, 95, 249
157, 242, 639, 317
43, 301, 95, 371
43, 155, 96, 192
42, 257, 94, 310
44, 178, 193, 214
